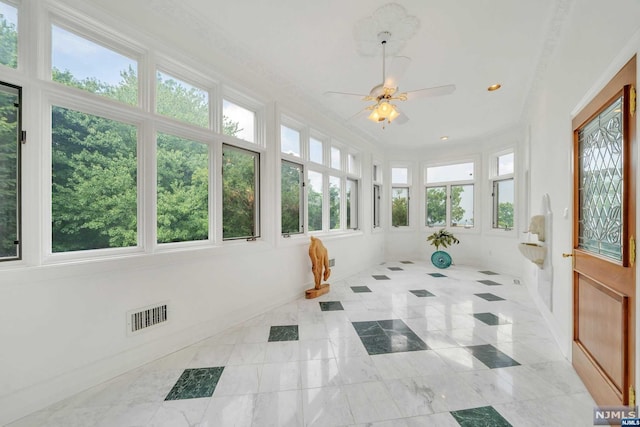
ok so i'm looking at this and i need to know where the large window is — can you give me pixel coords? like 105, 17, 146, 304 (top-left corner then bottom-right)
0, 1, 18, 69
492, 152, 514, 229
373, 184, 381, 228
373, 163, 382, 229
346, 178, 358, 230
51, 25, 138, 105
425, 162, 475, 228
329, 175, 341, 229
156, 71, 209, 128
392, 187, 409, 227
425, 186, 446, 227
279, 120, 359, 235
222, 145, 259, 240
157, 133, 209, 243
51, 106, 138, 252
0, 82, 20, 260
281, 160, 303, 235
391, 167, 409, 227
307, 170, 323, 231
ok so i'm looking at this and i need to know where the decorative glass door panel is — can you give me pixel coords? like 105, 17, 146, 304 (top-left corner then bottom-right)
578, 96, 624, 261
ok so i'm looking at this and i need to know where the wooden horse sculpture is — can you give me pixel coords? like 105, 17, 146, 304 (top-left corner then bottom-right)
306, 236, 331, 298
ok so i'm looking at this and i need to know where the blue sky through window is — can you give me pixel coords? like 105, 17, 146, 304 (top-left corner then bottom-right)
52, 25, 136, 86
0, 2, 17, 27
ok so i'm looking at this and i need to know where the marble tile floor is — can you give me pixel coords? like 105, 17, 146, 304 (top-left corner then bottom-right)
8, 261, 596, 427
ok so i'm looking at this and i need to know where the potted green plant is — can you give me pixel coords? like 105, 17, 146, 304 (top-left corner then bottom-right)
427, 229, 459, 269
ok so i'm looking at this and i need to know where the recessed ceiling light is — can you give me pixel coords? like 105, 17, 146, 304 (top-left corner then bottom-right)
440, 136, 449, 141
488, 84, 502, 91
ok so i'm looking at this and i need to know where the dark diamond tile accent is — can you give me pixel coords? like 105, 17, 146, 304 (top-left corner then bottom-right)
377, 319, 413, 333
473, 312, 508, 326
352, 319, 428, 355
466, 344, 520, 369
478, 279, 503, 286
351, 286, 372, 293
359, 334, 394, 355
352, 321, 385, 336
268, 325, 299, 342
428, 273, 446, 277
400, 261, 414, 264
387, 331, 429, 352
319, 301, 344, 311
450, 406, 512, 427
372, 275, 391, 280
479, 270, 499, 276
388, 267, 403, 271
165, 367, 224, 400
410, 289, 435, 298
474, 293, 505, 301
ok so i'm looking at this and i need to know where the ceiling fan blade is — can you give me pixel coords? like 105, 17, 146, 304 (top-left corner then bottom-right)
394, 108, 410, 125
384, 56, 411, 89
323, 90, 369, 100
401, 84, 456, 100
346, 105, 375, 122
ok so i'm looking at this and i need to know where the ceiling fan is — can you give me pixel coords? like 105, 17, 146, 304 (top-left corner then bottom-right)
325, 31, 456, 126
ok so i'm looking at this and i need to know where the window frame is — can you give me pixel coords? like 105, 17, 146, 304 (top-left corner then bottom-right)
372, 161, 383, 229
281, 159, 304, 236
221, 143, 261, 241
489, 150, 515, 231
47, 98, 143, 259
0, 81, 22, 262
346, 177, 359, 230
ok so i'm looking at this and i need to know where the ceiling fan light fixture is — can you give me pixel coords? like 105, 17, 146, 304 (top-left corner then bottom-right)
367, 108, 384, 122
367, 101, 400, 124
387, 106, 400, 122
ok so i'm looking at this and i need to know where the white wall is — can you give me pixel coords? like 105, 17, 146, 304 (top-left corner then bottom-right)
0, 233, 383, 425
523, 0, 640, 362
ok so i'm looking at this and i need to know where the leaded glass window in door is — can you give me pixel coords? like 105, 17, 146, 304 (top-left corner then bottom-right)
577, 96, 623, 261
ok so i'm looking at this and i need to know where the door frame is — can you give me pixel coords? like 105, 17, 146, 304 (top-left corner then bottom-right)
571, 55, 637, 405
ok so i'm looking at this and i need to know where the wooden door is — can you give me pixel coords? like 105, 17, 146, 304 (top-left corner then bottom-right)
571, 55, 636, 405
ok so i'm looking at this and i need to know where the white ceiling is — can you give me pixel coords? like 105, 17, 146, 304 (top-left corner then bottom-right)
92, 0, 560, 148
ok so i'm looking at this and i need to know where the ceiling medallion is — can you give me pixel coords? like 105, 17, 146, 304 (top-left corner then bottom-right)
354, 3, 420, 57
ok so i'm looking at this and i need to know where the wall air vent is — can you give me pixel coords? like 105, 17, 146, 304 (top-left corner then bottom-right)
127, 303, 168, 334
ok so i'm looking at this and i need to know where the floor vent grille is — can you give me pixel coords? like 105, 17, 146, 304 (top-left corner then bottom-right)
128, 303, 168, 334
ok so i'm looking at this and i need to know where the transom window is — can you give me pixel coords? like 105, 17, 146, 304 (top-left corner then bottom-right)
331, 146, 341, 169
309, 137, 323, 164
281, 125, 301, 157
51, 25, 138, 105
156, 70, 209, 128
223, 99, 256, 143
0, 1, 18, 69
